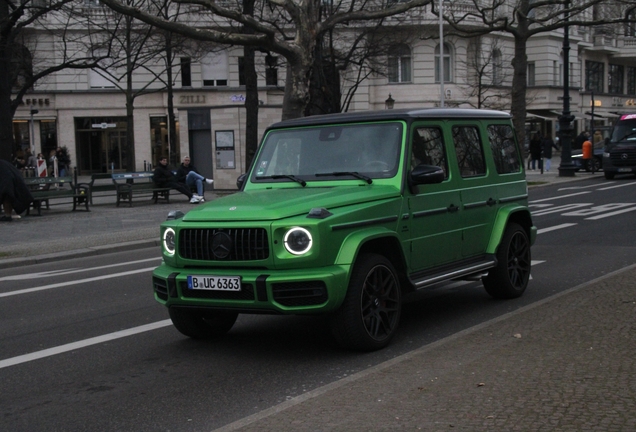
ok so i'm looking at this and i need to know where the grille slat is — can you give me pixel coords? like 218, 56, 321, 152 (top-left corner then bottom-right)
610, 149, 636, 166
179, 228, 269, 261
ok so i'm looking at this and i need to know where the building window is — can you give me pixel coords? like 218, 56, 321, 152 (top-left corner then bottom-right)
202, 51, 228, 86
435, 43, 452, 83
88, 54, 115, 89
585, 60, 604, 92
180, 57, 191, 87
608, 64, 624, 94
527, 62, 535, 87
388, 44, 411, 83
492, 49, 503, 85
238, 57, 245, 86
266, 55, 278, 86
628, 67, 636, 95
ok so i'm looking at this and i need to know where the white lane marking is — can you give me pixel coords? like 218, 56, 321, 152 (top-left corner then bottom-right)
532, 203, 591, 216
529, 191, 591, 203
559, 183, 612, 191
562, 203, 636, 217
597, 181, 636, 191
0, 320, 172, 370
0, 258, 160, 282
537, 223, 578, 234
0, 267, 156, 298
585, 205, 636, 220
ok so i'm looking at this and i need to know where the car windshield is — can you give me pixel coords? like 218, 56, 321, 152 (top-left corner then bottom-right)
610, 119, 636, 143
251, 122, 403, 183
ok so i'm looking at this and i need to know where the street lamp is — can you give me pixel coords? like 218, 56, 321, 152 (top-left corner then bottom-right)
385, 94, 395, 110
558, 0, 577, 177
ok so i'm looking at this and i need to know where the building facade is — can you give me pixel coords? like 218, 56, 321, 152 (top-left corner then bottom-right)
12, 2, 636, 189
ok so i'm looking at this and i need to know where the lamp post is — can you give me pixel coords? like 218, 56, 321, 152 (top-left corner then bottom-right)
385, 94, 395, 109
558, 0, 576, 177
30, 109, 39, 155
439, 0, 444, 108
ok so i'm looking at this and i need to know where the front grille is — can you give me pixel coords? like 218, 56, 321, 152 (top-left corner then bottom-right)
153, 277, 169, 301
180, 281, 255, 300
272, 281, 328, 306
610, 148, 636, 166
179, 228, 269, 261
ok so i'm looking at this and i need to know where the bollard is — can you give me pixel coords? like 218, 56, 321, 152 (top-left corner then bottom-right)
582, 139, 593, 172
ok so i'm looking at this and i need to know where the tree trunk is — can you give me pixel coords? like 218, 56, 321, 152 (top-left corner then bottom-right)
243, 0, 258, 171
510, 34, 529, 154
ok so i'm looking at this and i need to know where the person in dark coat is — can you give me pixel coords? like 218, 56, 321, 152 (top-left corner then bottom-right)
153, 157, 199, 204
0, 159, 34, 221
542, 135, 559, 172
529, 133, 543, 170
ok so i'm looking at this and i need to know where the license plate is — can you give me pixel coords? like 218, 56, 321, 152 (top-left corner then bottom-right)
187, 275, 241, 291
618, 168, 632, 173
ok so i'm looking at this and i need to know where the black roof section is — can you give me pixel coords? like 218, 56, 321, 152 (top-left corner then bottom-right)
269, 108, 512, 129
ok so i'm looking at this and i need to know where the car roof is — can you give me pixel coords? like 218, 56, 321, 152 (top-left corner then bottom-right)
269, 108, 512, 129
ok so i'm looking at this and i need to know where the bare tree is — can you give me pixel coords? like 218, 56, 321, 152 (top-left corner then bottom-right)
0, 0, 113, 161
439, 0, 636, 147
99, 0, 439, 120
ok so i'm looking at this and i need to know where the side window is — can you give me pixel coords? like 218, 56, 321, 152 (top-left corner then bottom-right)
452, 126, 486, 177
412, 127, 448, 179
488, 124, 521, 174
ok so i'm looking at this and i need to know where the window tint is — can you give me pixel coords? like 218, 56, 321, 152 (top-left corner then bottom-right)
452, 126, 486, 177
488, 125, 521, 174
412, 127, 448, 178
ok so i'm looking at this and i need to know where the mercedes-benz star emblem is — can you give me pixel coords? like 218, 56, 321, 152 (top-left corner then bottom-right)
621, 153, 629, 160
211, 232, 233, 259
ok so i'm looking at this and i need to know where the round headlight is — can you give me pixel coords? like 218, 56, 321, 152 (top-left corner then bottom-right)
284, 227, 312, 255
163, 228, 176, 255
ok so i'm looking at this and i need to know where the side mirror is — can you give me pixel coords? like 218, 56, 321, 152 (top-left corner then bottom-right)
236, 173, 246, 190
410, 164, 445, 185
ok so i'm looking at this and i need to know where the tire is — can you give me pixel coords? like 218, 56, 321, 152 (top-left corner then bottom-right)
483, 223, 531, 299
169, 307, 238, 339
604, 171, 615, 180
330, 253, 402, 351
585, 157, 601, 172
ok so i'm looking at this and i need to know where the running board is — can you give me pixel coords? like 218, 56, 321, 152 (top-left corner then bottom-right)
409, 256, 497, 289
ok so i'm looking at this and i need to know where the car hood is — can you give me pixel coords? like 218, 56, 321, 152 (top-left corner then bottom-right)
182, 185, 400, 222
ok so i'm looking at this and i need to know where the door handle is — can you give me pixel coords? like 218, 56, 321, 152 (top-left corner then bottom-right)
447, 204, 459, 213
487, 198, 497, 206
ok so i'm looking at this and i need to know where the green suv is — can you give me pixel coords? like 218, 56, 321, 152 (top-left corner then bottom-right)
153, 108, 536, 351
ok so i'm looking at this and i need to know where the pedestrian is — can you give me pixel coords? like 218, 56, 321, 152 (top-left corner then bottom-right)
542, 135, 559, 172
56, 146, 71, 177
0, 159, 34, 222
48, 149, 57, 176
176, 156, 213, 201
153, 157, 201, 204
593, 130, 603, 144
529, 133, 543, 170
574, 131, 589, 150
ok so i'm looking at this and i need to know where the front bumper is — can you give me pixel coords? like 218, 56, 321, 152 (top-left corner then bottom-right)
152, 263, 351, 314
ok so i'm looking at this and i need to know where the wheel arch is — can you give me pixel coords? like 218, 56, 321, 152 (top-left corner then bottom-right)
335, 228, 410, 292
486, 207, 535, 255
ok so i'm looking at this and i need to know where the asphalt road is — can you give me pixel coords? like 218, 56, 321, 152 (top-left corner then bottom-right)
1, 174, 636, 431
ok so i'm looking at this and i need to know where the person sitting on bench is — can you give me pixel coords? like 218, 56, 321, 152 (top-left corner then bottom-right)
176, 156, 213, 202
153, 157, 201, 204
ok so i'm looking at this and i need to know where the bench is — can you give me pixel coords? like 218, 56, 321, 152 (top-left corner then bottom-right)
24, 176, 90, 216
81, 173, 118, 205
112, 172, 171, 207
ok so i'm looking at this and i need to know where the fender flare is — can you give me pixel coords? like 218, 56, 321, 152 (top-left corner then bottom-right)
334, 227, 403, 266
486, 206, 535, 254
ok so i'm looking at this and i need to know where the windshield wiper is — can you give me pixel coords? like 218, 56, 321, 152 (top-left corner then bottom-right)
256, 174, 306, 187
315, 172, 373, 184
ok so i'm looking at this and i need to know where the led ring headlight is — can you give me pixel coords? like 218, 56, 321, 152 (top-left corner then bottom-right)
284, 227, 312, 255
163, 228, 176, 255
